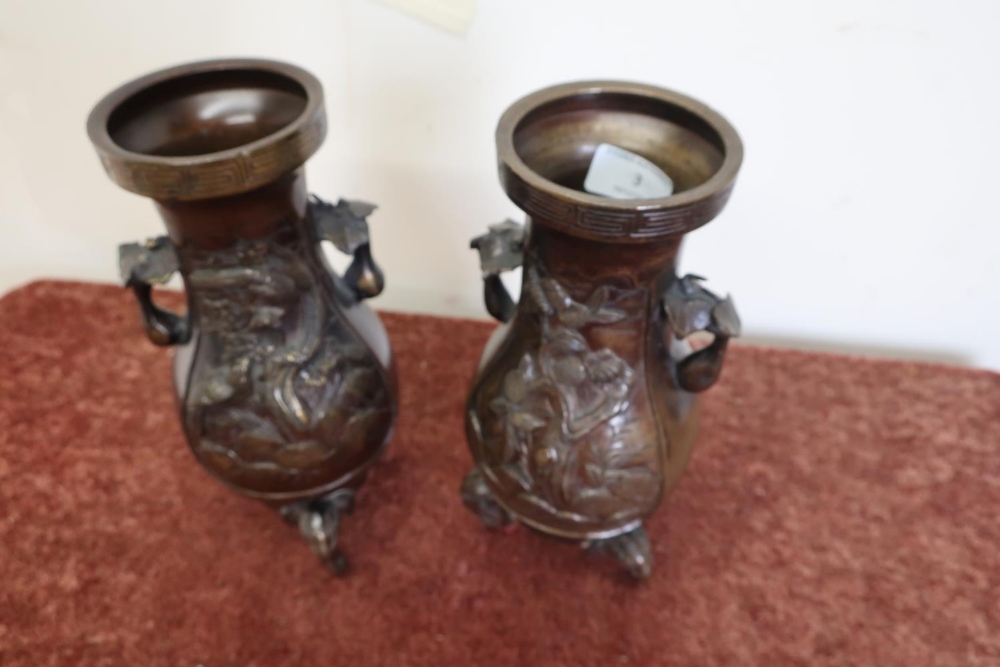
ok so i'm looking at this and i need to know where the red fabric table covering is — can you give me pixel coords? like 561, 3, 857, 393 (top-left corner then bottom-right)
1, 281, 998, 666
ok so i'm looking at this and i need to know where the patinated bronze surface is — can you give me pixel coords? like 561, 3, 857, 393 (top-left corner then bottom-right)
88, 59, 398, 573
462, 81, 744, 578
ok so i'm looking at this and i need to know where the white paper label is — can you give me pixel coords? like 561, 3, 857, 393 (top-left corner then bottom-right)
583, 143, 674, 199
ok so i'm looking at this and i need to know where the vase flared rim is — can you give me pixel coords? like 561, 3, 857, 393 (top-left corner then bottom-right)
496, 80, 744, 243
87, 58, 326, 202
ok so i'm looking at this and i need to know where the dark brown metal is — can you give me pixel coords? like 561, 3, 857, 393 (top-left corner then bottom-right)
89, 59, 398, 573
462, 81, 743, 579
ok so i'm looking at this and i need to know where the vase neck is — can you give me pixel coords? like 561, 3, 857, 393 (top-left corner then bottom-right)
524, 220, 681, 292
155, 169, 308, 252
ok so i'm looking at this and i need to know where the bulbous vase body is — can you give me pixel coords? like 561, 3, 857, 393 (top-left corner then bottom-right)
462, 81, 744, 578
88, 59, 397, 573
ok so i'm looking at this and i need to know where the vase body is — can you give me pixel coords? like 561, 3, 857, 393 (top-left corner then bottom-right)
88, 59, 397, 572
467, 226, 695, 539
162, 172, 396, 503
462, 81, 744, 577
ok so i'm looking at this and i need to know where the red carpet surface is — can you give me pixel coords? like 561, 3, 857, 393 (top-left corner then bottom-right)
1, 280, 998, 666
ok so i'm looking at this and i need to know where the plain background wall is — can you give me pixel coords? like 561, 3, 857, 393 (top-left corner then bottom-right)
1, 0, 998, 369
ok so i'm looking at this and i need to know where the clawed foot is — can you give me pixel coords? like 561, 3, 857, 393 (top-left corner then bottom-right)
280, 489, 355, 574
585, 525, 653, 580
459, 468, 653, 579
460, 467, 513, 529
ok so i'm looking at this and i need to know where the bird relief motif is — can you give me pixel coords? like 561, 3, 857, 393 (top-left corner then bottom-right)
482, 269, 659, 522
183, 232, 388, 478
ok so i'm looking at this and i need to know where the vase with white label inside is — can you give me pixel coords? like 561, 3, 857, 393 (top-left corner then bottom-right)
461, 81, 744, 579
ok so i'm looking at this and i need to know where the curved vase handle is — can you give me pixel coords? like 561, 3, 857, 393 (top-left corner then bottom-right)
471, 220, 525, 323
662, 274, 741, 393
118, 237, 191, 346
309, 195, 385, 301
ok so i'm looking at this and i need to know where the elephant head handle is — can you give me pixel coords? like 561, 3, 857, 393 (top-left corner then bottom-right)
309, 195, 385, 301
662, 274, 741, 393
470, 219, 525, 323
118, 236, 190, 346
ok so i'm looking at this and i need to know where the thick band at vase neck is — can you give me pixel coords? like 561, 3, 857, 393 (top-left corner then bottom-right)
155, 170, 308, 250
496, 81, 743, 244
86, 58, 326, 202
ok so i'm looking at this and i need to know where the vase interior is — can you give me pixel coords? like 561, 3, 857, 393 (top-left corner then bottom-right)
512, 91, 727, 197
106, 68, 308, 158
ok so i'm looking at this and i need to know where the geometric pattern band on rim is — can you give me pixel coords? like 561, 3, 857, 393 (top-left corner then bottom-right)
87, 59, 326, 202
500, 162, 734, 243
495, 80, 743, 244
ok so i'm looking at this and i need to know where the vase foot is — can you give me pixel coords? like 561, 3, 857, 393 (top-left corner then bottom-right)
280, 488, 355, 575
460, 466, 513, 529
585, 525, 653, 580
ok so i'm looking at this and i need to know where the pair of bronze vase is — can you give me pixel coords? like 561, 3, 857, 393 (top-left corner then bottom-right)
88, 59, 743, 579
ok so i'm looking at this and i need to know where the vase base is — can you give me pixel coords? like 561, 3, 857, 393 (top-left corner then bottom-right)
279, 488, 355, 575
584, 525, 653, 580
461, 466, 654, 579
460, 466, 514, 530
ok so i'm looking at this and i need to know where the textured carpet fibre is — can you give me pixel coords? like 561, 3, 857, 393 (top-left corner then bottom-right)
1, 281, 998, 666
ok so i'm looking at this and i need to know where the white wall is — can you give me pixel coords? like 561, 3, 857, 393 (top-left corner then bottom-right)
1, 0, 998, 369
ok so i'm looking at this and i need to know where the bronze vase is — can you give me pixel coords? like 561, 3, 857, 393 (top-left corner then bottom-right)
462, 81, 743, 578
87, 59, 398, 573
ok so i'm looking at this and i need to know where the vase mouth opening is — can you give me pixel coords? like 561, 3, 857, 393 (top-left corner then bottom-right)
87, 59, 326, 201
105, 67, 309, 158
496, 81, 743, 242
